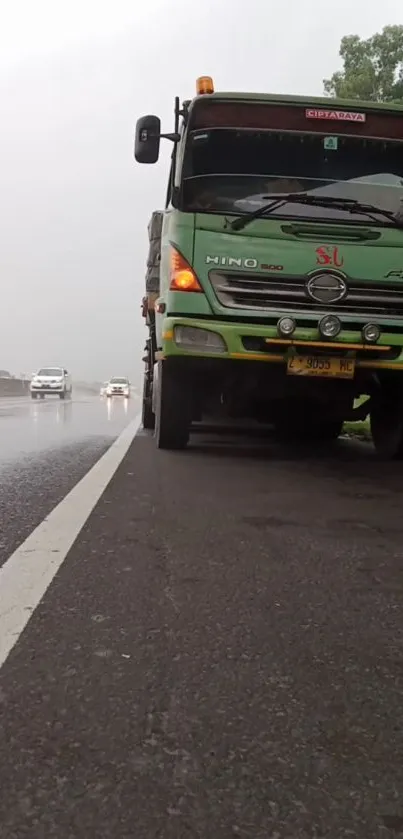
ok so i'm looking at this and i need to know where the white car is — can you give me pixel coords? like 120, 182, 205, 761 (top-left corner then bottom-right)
30, 367, 72, 400
106, 377, 130, 398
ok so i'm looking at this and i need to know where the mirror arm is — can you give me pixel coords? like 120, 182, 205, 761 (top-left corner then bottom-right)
160, 132, 180, 143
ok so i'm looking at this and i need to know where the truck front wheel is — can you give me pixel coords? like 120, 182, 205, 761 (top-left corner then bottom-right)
370, 394, 403, 459
154, 362, 190, 450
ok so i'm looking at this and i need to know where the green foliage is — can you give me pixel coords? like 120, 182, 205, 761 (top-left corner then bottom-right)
323, 25, 403, 103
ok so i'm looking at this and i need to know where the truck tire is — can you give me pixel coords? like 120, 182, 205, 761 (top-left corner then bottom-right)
31, 392, 37, 400
59, 390, 65, 400
142, 375, 155, 430
370, 397, 403, 459
154, 362, 190, 450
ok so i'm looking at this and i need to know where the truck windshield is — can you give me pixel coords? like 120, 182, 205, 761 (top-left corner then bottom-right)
181, 128, 403, 225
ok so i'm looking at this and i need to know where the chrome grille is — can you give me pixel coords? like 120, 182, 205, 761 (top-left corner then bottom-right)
209, 270, 403, 318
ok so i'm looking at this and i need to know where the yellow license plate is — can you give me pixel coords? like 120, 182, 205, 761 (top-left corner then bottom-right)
287, 355, 355, 379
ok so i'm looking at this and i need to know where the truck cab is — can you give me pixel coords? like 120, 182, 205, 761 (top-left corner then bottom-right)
135, 77, 403, 457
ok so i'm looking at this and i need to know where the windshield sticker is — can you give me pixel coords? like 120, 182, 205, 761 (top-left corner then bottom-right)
306, 109, 366, 123
316, 246, 344, 268
324, 136, 338, 151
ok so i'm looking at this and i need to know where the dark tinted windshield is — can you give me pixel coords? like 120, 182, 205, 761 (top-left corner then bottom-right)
37, 368, 63, 376
182, 129, 403, 223
110, 377, 128, 384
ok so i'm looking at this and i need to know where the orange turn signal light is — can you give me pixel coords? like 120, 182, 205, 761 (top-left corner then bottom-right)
169, 247, 203, 292
196, 76, 214, 95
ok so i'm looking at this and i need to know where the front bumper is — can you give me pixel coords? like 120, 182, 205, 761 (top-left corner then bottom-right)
30, 385, 64, 393
107, 390, 129, 396
160, 316, 403, 372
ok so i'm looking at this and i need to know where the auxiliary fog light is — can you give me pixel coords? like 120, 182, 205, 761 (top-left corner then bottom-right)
174, 325, 227, 353
318, 314, 341, 339
277, 317, 296, 337
362, 323, 381, 344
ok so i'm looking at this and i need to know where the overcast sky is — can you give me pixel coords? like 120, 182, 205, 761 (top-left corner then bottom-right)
0, 0, 402, 381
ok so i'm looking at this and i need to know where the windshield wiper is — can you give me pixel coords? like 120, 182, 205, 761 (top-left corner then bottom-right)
230, 192, 403, 231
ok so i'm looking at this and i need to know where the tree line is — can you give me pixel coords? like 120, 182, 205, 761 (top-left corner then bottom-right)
324, 25, 403, 103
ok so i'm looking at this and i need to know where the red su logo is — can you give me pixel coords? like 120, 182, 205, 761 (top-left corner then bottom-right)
315, 246, 344, 268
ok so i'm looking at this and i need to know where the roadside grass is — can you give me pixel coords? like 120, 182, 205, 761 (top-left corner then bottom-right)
342, 395, 372, 442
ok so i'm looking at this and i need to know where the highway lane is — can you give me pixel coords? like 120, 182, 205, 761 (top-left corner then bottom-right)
0, 393, 139, 568
1, 426, 403, 837
0, 392, 136, 465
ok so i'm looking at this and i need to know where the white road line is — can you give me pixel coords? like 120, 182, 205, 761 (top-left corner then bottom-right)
0, 416, 141, 670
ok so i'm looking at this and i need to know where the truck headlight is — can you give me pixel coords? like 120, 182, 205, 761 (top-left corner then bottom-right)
174, 326, 227, 353
362, 323, 381, 343
318, 315, 341, 339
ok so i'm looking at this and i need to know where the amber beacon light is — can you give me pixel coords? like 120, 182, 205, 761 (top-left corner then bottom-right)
196, 76, 214, 95
169, 246, 203, 292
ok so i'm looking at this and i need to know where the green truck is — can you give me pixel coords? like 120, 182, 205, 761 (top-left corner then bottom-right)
135, 76, 403, 457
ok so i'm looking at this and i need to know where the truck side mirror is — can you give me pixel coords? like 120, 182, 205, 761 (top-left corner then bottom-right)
134, 115, 161, 164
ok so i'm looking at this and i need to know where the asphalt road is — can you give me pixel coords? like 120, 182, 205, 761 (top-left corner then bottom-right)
0, 392, 138, 568
1, 421, 403, 838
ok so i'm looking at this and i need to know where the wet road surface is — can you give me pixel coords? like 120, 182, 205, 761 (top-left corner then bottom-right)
0, 392, 139, 567
1, 425, 403, 838
0, 392, 135, 465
